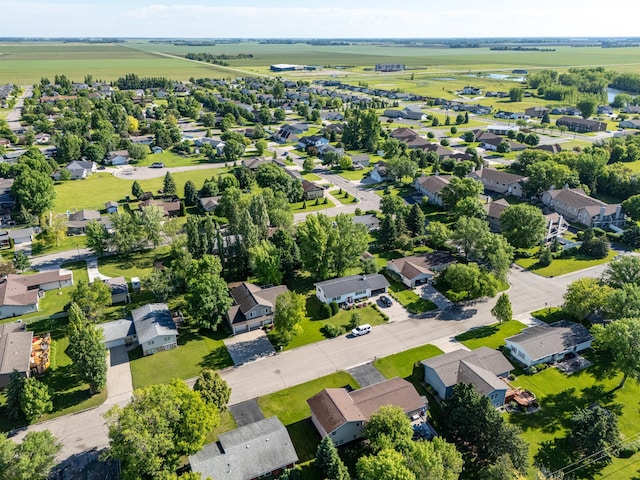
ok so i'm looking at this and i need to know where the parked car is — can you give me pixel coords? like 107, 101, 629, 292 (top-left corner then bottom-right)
150, 162, 165, 168
351, 324, 372, 336
379, 295, 392, 307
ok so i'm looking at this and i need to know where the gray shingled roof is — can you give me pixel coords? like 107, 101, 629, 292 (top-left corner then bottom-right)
314, 274, 390, 299
98, 319, 135, 344
0, 322, 33, 375
131, 303, 177, 345
505, 321, 593, 362
189, 417, 298, 480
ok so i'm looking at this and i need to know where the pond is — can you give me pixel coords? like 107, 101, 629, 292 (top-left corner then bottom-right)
464, 73, 526, 82
606, 86, 637, 103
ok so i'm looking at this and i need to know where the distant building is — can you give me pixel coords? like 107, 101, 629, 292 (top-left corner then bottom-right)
556, 117, 606, 133
375, 64, 405, 72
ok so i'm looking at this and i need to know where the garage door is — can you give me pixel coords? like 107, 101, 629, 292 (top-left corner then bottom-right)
234, 324, 249, 335
104, 339, 125, 350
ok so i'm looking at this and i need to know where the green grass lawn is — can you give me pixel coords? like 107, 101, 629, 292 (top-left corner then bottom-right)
515, 249, 617, 277
530, 306, 567, 324
374, 344, 444, 379
335, 167, 373, 181
290, 198, 335, 212
273, 296, 386, 351
258, 372, 360, 464
329, 189, 359, 205
302, 172, 322, 182
205, 409, 238, 444
97, 247, 170, 281
455, 320, 527, 350
128, 327, 232, 390
387, 277, 438, 314
141, 150, 212, 168
31, 234, 88, 257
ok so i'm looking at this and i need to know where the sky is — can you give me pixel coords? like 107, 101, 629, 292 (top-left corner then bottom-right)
3, 0, 640, 39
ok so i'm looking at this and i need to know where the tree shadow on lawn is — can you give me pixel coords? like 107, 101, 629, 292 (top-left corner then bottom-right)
42, 363, 94, 412
287, 418, 321, 463
535, 436, 612, 480
29, 316, 69, 339
455, 324, 499, 342
199, 345, 233, 371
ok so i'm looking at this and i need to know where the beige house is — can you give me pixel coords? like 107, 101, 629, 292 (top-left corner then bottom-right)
484, 198, 511, 232
386, 252, 456, 288
307, 377, 426, 446
226, 282, 289, 335
467, 168, 526, 197
541, 187, 624, 229
0, 270, 74, 319
413, 174, 451, 207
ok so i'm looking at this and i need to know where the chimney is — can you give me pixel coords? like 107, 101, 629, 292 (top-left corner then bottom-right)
599, 205, 606, 220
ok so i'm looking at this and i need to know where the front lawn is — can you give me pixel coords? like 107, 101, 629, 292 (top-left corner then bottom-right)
455, 320, 527, 350
530, 306, 567, 324
374, 344, 444, 379
290, 198, 335, 212
329, 189, 359, 205
387, 278, 438, 314
31, 234, 88, 257
335, 167, 372, 181
302, 172, 322, 182
258, 372, 360, 463
97, 247, 170, 280
128, 327, 232, 390
515, 249, 617, 277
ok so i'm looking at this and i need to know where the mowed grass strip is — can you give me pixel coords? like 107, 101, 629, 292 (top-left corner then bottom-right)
374, 344, 444, 379
515, 249, 617, 277
455, 320, 527, 350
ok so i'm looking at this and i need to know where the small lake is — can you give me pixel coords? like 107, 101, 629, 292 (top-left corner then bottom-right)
606, 87, 637, 103
464, 73, 526, 82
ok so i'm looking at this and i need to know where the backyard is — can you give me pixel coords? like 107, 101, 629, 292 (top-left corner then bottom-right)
97, 247, 171, 280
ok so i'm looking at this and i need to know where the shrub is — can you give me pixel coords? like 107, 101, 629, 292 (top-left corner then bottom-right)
538, 247, 553, 267
322, 303, 333, 319
525, 365, 539, 375
616, 439, 640, 458
330, 301, 340, 315
321, 324, 344, 338
349, 312, 362, 329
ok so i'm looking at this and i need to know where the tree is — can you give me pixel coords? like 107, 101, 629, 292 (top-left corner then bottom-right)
383, 138, 402, 159
440, 177, 483, 210
66, 303, 107, 394
193, 369, 231, 411
20, 377, 52, 422
357, 449, 415, 480
249, 240, 283, 285
577, 96, 597, 119
139, 204, 164, 248
163, 171, 176, 197
386, 156, 418, 180
128, 143, 147, 161
444, 263, 500, 301
440, 383, 528, 475
509, 88, 524, 102
315, 436, 350, 480
363, 405, 415, 453
524, 161, 579, 197
143, 267, 173, 302
404, 438, 463, 480
451, 216, 490, 260
491, 294, 512, 324
0, 430, 61, 480
339, 155, 353, 170
500, 204, 547, 249
302, 157, 314, 173
131, 180, 144, 200
186, 255, 232, 330
331, 214, 369, 277
110, 212, 145, 254
592, 317, 640, 389
84, 220, 109, 255
603, 255, 640, 289
273, 291, 306, 343
569, 404, 620, 459
580, 234, 609, 259
223, 138, 245, 164
496, 140, 511, 154
56, 133, 82, 162
453, 196, 486, 220
563, 277, 611, 321
184, 180, 199, 207
12, 251, 30, 272
407, 204, 426, 237
425, 221, 452, 249
11, 168, 56, 217
453, 160, 475, 178
70, 279, 111, 321
104, 380, 218, 480
622, 194, 640, 222
5, 370, 25, 419
463, 131, 476, 143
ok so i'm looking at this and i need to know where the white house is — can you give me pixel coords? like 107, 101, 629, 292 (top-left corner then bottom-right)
105, 150, 130, 166
104, 201, 119, 214
504, 321, 593, 367
314, 274, 389, 306
54, 160, 96, 180
104, 276, 130, 304
369, 162, 389, 183
131, 303, 178, 356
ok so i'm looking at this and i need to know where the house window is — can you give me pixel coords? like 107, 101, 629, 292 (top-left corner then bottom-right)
355, 290, 366, 296
263, 308, 268, 314
331, 431, 336, 436
518, 351, 525, 359
332, 297, 341, 302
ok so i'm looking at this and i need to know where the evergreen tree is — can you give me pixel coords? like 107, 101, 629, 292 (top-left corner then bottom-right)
5, 370, 25, 419
163, 171, 177, 197
184, 180, 199, 206
407, 204, 426, 237
131, 180, 144, 200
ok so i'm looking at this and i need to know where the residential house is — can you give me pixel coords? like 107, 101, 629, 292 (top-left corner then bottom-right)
413, 174, 451, 207
402, 105, 427, 121
470, 129, 502, 143
34, 132, 51, 144
189, 417, 298, 480
0, 322, 34, 388
307, 377, 426, 446
481, 137, 528, 152
375, 64, 405, 72
130, 135, 154, 145
151, 146, 163, 154
297, 135, 329, 151
422, 347, 514, 407
241, 157, 267, 171
0, 270, 74, 319
67, 209, 104, 234
505, 321, 593, 367
462, 86, 481, 95
383, 109, 404, 119
556, 117, 606, 133
131, 303, 178, 356
541, 186, 625, 228
104, 201, 119, 214
351, 154, 370, 168
105, 150, 130, 166
8, 228, 36, 245
386, 252, 456, 288
352, 214, 380, 231
390, 127, 419, 143
467, 168, 527, 197
314, 274, 389, 306
56, 160, 97, 180
0, 232, 10, 249
226, 282, 289, 335
544, 212, 569, 242
597, 105, 614, 115
622, 105, 640, 114
194, 138, 225, 155
104, 277, 130, 304
536, 144, 563, 154
484, 198, 511, 232
0, 178, 15, 212
302, 179, 324, 200
524, 106, 550, 118
323, 111, 344, 122
317, 144, 345, 159
273, 124, 307, 143
487, 125, 519, 136
620, 119, 640, 129
199, 196, 221, 213
138, 199, 182, 217
98, 319, 137, 350
369, 162, 389, 183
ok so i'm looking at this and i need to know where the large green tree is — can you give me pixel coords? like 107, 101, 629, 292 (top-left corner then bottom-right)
20, 378, 52, 422
592, 317, 640, 389
563, 277, 612, 321
186, 255, 232, 330
603, 255, 640, 289
11, 168, 56, 217
85, 220, 110, 255
491, 293, 512, 324
249, 240, 283, 285
363, 405, 415, 454
315, 436, 350, 480
0, 430, 61, 480
163, 171, 176, 197
140, 204, 165, 248
357, 449, 415, 480
70, 279, 112, 321
404, 438, 463, 480
273, 291, 306, 343
104, 380, 218, 480
193, 369, 231, 412
569, 404, 620, 459
451, 216, 490, 261
440, 177, 483, 210
500, 204, 547, 249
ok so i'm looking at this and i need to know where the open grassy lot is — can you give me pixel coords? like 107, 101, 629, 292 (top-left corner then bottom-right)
53, 167, 226, 213
374, 344, 444, 380
530, 306, 567, 324
128, 327, 232, 390
31, 233, 87, 256
515, 249, 617, 277
139, 150, 213, 168
455, 320, 527, 350
97, 247, 170, 281
335, 167, 373, 181
302, 172, 322, 182
258, 372, 360, 465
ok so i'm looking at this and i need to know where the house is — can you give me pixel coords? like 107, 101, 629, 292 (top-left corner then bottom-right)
307, 377, 426, 446
189, 417, 298, 480
54, 160, 96, 180
541, 186, 625, 228
462, 86, 482, 95
194, 138, 225, 155
481, 137, 528, 152
0, 322, 34, 388
67, 209, 103, 234
402, 105, 427, 121
131, 303, 178, 356
105, 150, 130, 166
536, 144, 563, 154
375, 64, 404, 72
104, 277, 130, 304
352, 214, 380, 231
104, 201, 119, 214
226, 282, 289, 335
556, 117, 606, 133
524, 106, 550, 118
620, 119, 640, 129
0, 178, 15, 212
505, 321, 593, 367
597, 105, 614, 115
487, 125, 519, 136
302, 179, 324, 200
622, 105, 640, 114
138, 199, 182, 217
484, 198, 511, 232
0, 270, 74, 319
422, 347, 514, 407
383, 109, 404, 119
151, 146, 163, 154
386, 252, 456, 288
130, 135, 154, 145
413, 174, 451, 207
314, 274, 389, 306
241, 157, 267, 171
369, 162, 389, 183
34, 132, 51, 144
199, 196, 221, 213
390, 127, 419, 143
273, 124, 306, 143
0, 232, 10, 249
98, 319, 137, 350
467, 168, 527, 197
297, 135, 329, 150
351, 154, 370, 168
7, 227, 36, 245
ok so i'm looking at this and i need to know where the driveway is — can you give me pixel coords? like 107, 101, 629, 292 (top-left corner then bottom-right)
224, 330, 276, 366
414, 284, 452, 310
